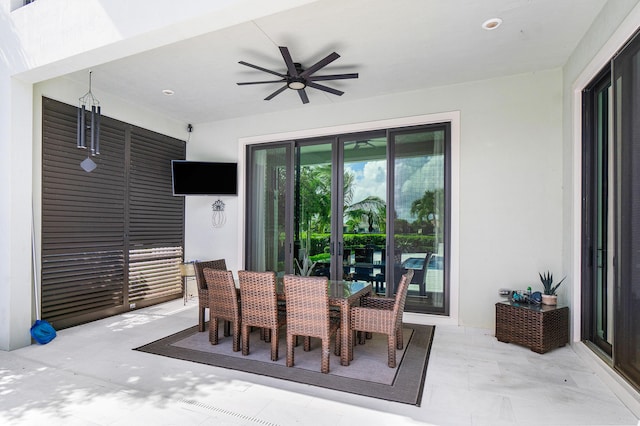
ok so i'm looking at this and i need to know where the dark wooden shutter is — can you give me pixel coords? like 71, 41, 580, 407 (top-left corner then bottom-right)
127, 128, 185, 307
41, 98, 185, 328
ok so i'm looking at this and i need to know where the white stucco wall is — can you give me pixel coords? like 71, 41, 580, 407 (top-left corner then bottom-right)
188, 69, 564, 329
0, 2, 35, 350
0, 77, 33, 351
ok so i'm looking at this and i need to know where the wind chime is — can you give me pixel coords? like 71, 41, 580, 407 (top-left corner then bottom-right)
77, 71, 101, 172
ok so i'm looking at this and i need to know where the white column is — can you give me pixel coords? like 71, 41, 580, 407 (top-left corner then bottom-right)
0, 74, 34, 351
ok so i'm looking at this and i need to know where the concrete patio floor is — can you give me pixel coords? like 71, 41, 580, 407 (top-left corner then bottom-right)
1, 298, 638, 426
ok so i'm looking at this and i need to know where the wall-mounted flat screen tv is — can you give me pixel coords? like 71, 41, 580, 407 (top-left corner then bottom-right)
171, 160, 238, 195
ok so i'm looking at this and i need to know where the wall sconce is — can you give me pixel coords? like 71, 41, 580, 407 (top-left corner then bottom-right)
77, 71, 101, 172
211, 199, 226, 228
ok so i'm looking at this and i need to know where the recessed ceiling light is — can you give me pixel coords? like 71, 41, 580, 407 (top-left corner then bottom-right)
482, 18, 502, 31
162, 89, 175, 96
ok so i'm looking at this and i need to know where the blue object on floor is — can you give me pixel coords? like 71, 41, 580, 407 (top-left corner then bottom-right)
30, 319, 56, 344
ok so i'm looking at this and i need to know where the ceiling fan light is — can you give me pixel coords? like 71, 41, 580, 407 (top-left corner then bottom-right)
288, 80, 306, 90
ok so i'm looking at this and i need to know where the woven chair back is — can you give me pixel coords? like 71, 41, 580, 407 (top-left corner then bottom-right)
238, 270, 279, 329
283, 275, 331, 339
193, 259, 227, 291
203, 268, 239, 320
393, 269, 413, 327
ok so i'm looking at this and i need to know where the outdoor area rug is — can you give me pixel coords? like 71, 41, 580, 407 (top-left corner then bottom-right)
134, 322, 435, 406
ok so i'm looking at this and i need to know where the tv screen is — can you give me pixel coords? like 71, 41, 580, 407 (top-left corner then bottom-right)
171, 160, 238, 195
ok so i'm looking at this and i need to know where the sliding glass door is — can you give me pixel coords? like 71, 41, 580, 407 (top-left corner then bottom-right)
293, 133, 387, 283
341, 133, 387, 290
390, 125, 448, 312
582, 29, 640, 391
582, 68, 614, 356
613, 29, 640, 388
295, 139, 334, 276
246, 123, 450, 315
246, 144, 292, 276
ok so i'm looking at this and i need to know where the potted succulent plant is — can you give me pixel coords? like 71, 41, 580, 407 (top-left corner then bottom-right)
539, 271, 565, 305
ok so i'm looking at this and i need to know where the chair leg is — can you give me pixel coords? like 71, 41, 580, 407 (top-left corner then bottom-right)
223, 320, 231, 337
270, 328, 279, 361
349, 330, 356, 361
198, 307, 206, 332
209, 318, 219, 345
286, 333, 295, 367
387, 334, 396, 368
241, 324, 250, 356
232, 319, 240, 352
303, 336, 311, 352
321, 339, 330, 374
334, 328, 341, 356
396, 325, 403, 350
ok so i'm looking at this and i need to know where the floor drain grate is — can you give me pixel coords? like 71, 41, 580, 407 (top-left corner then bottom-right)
179, 399, 281, 426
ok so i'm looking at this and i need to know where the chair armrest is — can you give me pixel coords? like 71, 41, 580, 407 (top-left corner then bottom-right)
361, 296, 394, 310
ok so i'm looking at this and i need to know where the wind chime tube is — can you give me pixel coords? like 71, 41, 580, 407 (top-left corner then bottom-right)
79, 105, 86, 149
90, 105, 96, 155
95, 106, 101, 155
76, 106, 82, 148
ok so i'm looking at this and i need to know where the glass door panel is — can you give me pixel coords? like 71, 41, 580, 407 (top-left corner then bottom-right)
342, 135, 387, 290
295, 140, 334, 277
613, 30, 640, 388
392, 126, 447, 312
582, 68, 614, 358
246, 145, 291, 276
594, 80, 613, 354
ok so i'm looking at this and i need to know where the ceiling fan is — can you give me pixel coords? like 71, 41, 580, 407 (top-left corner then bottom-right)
354, 140, 374, 149
237, 46, 358, 104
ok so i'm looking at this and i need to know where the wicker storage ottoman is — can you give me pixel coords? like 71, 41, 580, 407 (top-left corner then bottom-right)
495, 301, 569, 354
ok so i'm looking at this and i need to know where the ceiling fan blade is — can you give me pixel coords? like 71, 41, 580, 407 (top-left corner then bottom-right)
239, 61, 285, 77
264, 85, 288, 101
237, 79, 286, 85
300, 52, 340, 78
279, 46, 299, 77
298, 89, 309, 104
309, 73, 359, 81
306, 82, 344, 96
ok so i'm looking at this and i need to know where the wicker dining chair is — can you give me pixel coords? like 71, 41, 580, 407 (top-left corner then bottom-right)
283, 275, 340, 374
193, 259, 227, 332
349, 269, 413, 368
203, 268, 241, 352
238, 270, 285, 361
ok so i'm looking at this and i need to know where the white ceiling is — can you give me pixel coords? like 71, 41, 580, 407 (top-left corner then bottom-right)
63, 0, 606, 125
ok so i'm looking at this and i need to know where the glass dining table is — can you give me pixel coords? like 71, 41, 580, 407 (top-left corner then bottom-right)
276, 279, 372, 366
232, 277, 372, 366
